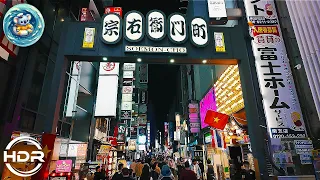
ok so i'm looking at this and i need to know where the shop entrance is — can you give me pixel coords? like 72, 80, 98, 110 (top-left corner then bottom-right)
46, 12, 269, 179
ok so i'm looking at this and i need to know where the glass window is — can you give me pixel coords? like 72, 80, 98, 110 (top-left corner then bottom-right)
59, 73, 72, 120
26, 52, 48, 111
19, 109, 36, 131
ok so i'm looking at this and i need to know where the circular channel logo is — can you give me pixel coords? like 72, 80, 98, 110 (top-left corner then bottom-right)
3, 136, 44, 177
3, 4, 45, 47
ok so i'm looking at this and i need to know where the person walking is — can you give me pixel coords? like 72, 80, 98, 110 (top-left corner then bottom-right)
130, 160, 137, 177
190, 159, 202, 180
151, 163, 160, 180
140, 164, 151, 180
241, 161, 256, 180
179, 161, 197, 180
158, 165, 174, 180
111, 164, 124, 180
206, 159, 215, 180
122, 168, 135, 180
94, 166, 106, 180
136, 160, 144, 179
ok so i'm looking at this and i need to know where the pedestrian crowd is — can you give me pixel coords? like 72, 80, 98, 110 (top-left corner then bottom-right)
92, 157, 255, 180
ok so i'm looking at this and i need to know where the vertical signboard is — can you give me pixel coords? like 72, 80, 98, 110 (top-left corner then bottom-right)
189, 103, 200, 133
139, 89, 148, 104
82, 27, 95, 48
243, 0, 307, 138
139, 64, 148, 83
117, 123, 126, 143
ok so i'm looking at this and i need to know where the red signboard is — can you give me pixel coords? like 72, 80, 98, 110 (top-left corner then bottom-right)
80, 8, 88, 22
252, 25, 279, 36
104, 7, 122, 17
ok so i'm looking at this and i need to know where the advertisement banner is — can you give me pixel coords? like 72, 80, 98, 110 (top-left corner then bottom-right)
131, 126, 137, 139
214, 32, 226, 52
82, 27, 95, 48
123, 79, 133, 86
80, 8, 88, 21
121, 110, 132, 120
56, 160, 72, 173
139, 89, 148, 104
99, 62, 120, 75
139, 64, 148, 83
199, 88, 217, 129
117, 123, 126, 143
189, 103, 200, 133
243, 0, 307, 138
105, 7, 122, 17
122, 86, 133, 94
122, 93, 133, 102
123, 71, 134, 78
207, 0, 227, 18
124, 63, 136, 71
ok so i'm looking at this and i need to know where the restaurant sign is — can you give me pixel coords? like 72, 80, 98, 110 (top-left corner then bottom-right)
100, 10, 209, 48
244, 0, 307, 138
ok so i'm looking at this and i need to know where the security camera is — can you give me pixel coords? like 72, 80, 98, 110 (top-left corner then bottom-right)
294, 64, 302, 70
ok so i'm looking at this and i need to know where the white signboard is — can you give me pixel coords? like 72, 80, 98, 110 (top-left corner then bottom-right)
168, 14, 187, 44
122, 86, 133, 94
125, 46, 187, 54
72, 61, 81, 75
243, 0, 307, 138
207, 0, 227, 19
147, 10, 166, 40
124, 11, 144, 42
123, 63, 136, 71
190, 17, 209, 47
121, 102, 132, 110
123, 71, 134, 78
122, 93, 133, 102
101, 13, 122, 44
99, 62, 120, 75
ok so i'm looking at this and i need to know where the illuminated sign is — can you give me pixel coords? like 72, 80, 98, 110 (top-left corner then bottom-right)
82, 27, 95, 48
199, 88, 217, 128
189, 103, 200, 133
56, 160, 72, 173
3, 4, 45, 47
214, 65, 244, 115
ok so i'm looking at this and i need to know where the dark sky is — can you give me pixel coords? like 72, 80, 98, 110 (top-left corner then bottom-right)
148, 65, 180, 130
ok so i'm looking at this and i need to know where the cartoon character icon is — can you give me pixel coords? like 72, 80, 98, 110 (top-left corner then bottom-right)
291, 111, 303, 128
13, 13, 33, 36
265, 4, 274, 16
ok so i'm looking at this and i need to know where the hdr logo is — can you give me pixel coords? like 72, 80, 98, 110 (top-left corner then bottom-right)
3, 136, 44, 177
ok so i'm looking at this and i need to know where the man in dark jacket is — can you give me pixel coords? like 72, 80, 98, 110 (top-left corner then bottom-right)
122, 168, 134, 180
112, 164, 124, 180
241, 161, 256, 180
94, 166, 106, 180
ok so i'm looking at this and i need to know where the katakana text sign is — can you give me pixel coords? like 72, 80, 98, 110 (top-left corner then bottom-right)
244, 0, 306, 138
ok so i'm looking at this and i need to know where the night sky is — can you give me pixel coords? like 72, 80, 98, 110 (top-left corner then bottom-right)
113, 0, 182, 131
148, 65, 180, 131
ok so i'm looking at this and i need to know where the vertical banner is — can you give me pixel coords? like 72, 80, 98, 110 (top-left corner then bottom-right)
31, 133, 56, 180
189, 103, 200, 133
80, 8, 88, 21
139, 89, 148, 104
82, 27, 95, 48
139, 64, 148, 83
243, 0, 307, 138
117, 123, 126, 144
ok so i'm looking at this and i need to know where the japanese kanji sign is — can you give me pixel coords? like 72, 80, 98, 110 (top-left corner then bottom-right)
100, 10, 209, 47
244, 0, 306, 138
147, 10, 166, 41
124, 11, 144, 42
101, 13, 122, 44
190, 17, 209, 47
121, 110, 132, 120
168, 13, 187, 44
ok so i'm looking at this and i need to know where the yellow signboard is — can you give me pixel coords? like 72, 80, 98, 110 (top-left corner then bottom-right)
214, 32, 226, 52
82, 27, 95, 48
